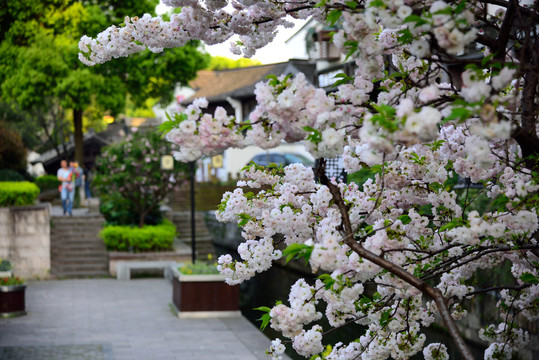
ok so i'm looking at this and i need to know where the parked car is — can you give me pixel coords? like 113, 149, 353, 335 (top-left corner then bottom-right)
248, 152, 314, 167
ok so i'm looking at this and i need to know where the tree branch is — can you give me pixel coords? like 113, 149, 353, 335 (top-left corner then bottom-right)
316, 160, 475, 360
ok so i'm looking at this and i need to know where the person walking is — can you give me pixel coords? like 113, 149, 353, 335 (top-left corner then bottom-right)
57, 160, 74, 216
83, 165, 93, 199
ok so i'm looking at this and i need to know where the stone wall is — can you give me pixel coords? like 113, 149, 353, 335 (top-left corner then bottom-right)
0, 204, 51, 279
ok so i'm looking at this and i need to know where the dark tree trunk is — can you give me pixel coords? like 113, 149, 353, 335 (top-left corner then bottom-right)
73, 108, 84, 164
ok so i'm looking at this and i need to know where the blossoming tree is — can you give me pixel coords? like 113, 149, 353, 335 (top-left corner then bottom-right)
79, 1, 539, 359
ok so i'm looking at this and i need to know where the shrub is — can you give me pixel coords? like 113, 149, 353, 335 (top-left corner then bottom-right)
0, 182, 40, 207
94, 132, 189, 227
0, 169, 26, 182
34, 175, 60, 191
0, 259, 12, 271
100, 219, 176, 252
0, 276, 24, 286
179, 261, 219, 275
99, 193, 162, 226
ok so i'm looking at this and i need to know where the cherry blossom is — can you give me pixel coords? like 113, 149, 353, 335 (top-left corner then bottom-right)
82, 1, 539, 359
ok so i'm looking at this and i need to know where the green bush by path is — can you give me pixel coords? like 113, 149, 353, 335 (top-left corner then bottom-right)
100, 219, 176, 252
34, 175, 61, 191
0, 181, 40, 207
0, 169, 26, 182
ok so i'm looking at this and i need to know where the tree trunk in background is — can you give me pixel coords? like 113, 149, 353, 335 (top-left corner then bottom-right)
73, 108, 83, 164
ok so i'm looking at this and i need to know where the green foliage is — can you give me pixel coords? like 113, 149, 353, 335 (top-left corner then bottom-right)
100, 219, 176, 252
0, 259, 12, 271
99, 193, 163, 226
0, 169, 26, 182
0, 0, 208, 162
0, 102, 41, 149
282, 243, 314, 265
0, 181, 40, 207
178, 262, 220, 275
34, 175, 61, 191
207, 55, 262, 71
347, 168, 375, 190
254, 306, 271, 331
0, 276, 25, 286
94, 132, 190, 227
520, 272, 539, 284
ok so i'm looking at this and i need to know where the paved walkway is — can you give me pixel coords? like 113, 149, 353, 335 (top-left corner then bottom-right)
0, 279, 286, 360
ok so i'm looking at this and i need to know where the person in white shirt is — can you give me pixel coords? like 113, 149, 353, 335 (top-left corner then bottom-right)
57, 160, 74, 216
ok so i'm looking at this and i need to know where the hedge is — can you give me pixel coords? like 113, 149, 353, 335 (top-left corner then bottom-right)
35, 175, 60, 191
100, 219, 176, 252
0, 182, 40, 207
0, 169, 26, 182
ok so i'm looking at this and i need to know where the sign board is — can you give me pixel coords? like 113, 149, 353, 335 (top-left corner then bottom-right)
161, 155, 174, 170
211, 155, 224, 168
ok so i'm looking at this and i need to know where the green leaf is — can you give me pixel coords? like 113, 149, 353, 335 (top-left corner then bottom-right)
303, 126, 322, 144
520, 273, 539, 284
491, 195, 509, 212
397, 28, 414, 44
343, 40, 359, 60
380, 309, 391, 327
439, 219, 466, 232
442, 107, 472, 123
254, 306, 272, 331
369, 0, 385, 8
327, 10, 342, 26
455, 0, 467, 13
345, 1, 358, 9
265, 74, 280, 87
237, 213, 253, 227
403, 14, 428, 27
318, 273, 336, 290
398, 214, 412, 225
332, 73, 354, 87
282, 243, 314, 264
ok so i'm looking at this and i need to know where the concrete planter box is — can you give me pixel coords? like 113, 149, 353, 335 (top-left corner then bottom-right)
0, 204, 51, 280
0, 283, 26, 318
170, 265, 240, 318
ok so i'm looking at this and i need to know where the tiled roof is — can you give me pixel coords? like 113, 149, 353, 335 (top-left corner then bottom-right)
185, 60, 316, 103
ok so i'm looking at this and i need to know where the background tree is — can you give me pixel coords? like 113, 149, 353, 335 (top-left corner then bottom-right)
0, 0, 209, 163
207, 56, 263, 70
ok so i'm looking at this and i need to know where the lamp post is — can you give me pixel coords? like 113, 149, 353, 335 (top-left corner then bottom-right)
189, 161, 196, 263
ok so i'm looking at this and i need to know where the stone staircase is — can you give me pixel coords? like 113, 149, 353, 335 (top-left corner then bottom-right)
170, 211, 216, 260
50, 214, 109, 278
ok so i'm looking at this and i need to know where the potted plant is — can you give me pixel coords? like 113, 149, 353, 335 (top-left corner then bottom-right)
170, 260, 240, 318
0, 275, 26, 318
0, 259, 13, 278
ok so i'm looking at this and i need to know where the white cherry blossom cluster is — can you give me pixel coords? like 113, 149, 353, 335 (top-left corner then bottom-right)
82, 1, 539, 359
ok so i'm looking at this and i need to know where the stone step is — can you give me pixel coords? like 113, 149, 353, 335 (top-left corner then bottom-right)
51, 262, 108, 271
50, 269, 109, 279
51, 220, 104, 226
50, 215, 108, 278
51, 248, 107, 256
52, 259, 108, 267
51, 226, 103, 232
50, 235, 102, 242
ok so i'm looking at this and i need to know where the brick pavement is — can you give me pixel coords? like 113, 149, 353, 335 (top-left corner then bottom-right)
0, 279, 287, 360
